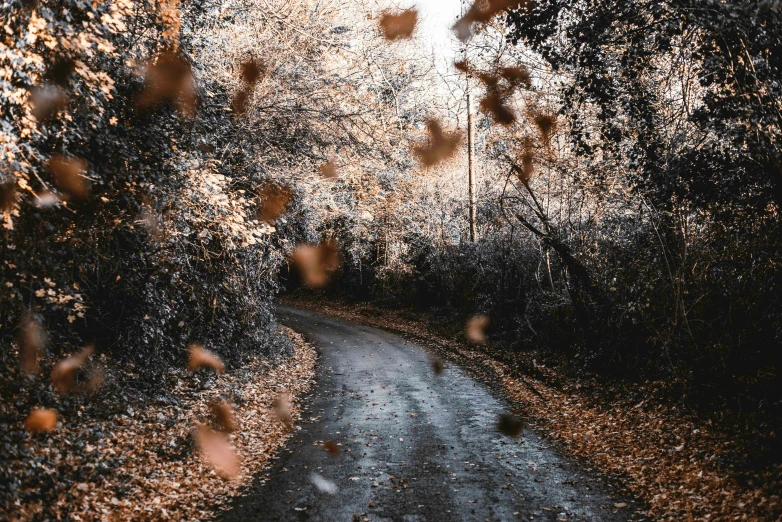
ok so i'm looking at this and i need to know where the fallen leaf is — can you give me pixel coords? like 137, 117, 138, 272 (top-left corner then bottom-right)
291, 240, 342, 288
322, 440, 340, 455
48, 156, 89, 200
51, 344, 94, 393
497, 413, 524, 438
533, 113, 557, 143
430, 356, 444, 375
195, 424, 240, 479
18, 313, 45, 375
272, 392, 293, 428
137, 51, 197, 116
24, 408, 58, 432
257, 184, 293, 222
479, 91, 516, 126
0, 181, 18, 212
318, 161, 338, 179
453, 0, 534, 41
187, 344, 225, 374
378, 9, 418, 40
412, 119, 463, 167
239, 57, 264, 86
466, 315, 490, 344
209, 399, 237, 432
310, 472, 338, 494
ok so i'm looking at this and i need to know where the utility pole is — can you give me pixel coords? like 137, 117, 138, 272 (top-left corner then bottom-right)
461, 0, 477, 242
466, 79, 477, 242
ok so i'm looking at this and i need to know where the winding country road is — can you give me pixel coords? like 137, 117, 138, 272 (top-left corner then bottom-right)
217, 306, 640, 521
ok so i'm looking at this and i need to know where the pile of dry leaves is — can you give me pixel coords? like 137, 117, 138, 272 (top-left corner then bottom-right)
1, 327, 316, 520
282, 294, 781, 521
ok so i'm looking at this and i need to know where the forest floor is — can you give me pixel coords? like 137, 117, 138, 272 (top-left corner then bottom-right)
280, 294, 782, 521
0, 327, 316, 521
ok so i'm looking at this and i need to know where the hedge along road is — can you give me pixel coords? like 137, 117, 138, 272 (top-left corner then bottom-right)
216, 306, 641, 521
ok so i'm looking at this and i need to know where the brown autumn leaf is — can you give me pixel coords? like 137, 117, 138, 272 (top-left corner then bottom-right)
51, 344, 94, 393
378, 9, 418, 41
500, 66, 531, 88
453, 0, 534, 41
231, 87, 251, 115
209, 399, 238, 433
430, 356, 444, 375
322, 440, 340, 455
477, 72, 500, 88
187, 344, 225, 374
0, 181, 17, 212
466, 314, 490, 344
18, 313, 46, 376
272, 392, 293, 428
318, 161, 338, 179
84, 363, 105, 392
137, 51, 197, 115
533, 113, 557, 144
412, 119, 463, 167
454, 60, 471, 74
24, 408, 58, 433
479, 92, 516, 126
30, 85, 68, 121
497, 412, 524, 437
197, 143, 215, 153
519, 149, 534, 183
48, 155, 89, 200
240, 57, 264, 86
257, 184, 293, 222
291, 240, 342, 288
195, 424, 240, 479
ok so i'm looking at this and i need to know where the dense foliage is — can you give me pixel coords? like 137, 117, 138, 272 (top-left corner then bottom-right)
305, 0, 782, 427
0, 0, 427, 377
3, 0, 780, 426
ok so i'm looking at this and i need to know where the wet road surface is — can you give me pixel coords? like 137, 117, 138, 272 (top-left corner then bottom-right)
216, 306, 638, 521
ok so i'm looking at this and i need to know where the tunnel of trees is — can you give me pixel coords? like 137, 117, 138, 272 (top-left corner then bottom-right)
2, 0, 782, 516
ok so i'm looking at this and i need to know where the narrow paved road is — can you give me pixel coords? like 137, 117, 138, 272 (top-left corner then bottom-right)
217, 306, 638, 521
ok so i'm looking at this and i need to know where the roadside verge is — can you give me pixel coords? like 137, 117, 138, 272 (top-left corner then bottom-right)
1, 327, 316, 521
